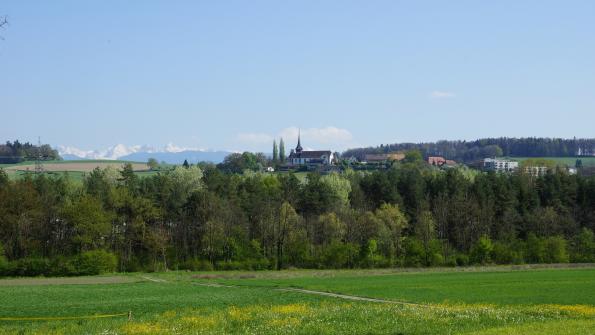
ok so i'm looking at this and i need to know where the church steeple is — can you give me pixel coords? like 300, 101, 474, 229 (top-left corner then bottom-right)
295, 129, 303, 153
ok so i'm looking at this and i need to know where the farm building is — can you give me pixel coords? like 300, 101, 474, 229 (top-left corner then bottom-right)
427, 156, 457, 167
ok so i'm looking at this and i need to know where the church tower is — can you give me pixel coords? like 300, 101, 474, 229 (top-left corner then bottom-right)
295, 129, 303, 153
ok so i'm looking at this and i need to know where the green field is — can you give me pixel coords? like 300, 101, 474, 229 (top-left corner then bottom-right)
0, 159, 145, 168
1, 266, 594, 334
510, 156, 595, 167
4, 170, 159, 182
2, 160, 158, 182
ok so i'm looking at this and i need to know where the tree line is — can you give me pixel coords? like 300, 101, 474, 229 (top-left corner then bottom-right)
343, 137, 595, 162
0, 155, 594, 276
0, 140, 61, 164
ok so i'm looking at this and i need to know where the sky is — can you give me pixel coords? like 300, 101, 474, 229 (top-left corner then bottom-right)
1, 1, 594, 153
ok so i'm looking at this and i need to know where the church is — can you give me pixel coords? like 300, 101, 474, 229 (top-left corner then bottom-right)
288, 132, 333, 165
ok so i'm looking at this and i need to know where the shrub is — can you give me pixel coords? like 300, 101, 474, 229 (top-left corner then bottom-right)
246, 258, 270, 270
179, 258, 214, 271
444, 255, 458, 267
216, 260, 246, 271
455, 253, 469, 266
11, 258, 51, 276
0, 243, 7, 276
73, 250, 117, 275
147, 261, 168, 273
544, 236, 569, 263
525, 233, 546, 263
470, 235, 493, 265
0, 257, 11, 277
403, 238, 424, 267
491, 241, 517, 264
429, 252, 444, 266
571, 228, 595, 262
321, 241, 352, 269
49, 256, 78, 276
122, 257, 142, 273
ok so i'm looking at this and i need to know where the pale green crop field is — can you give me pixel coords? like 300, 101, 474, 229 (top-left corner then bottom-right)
1, 266, 594, 334
510, 156, 595, 167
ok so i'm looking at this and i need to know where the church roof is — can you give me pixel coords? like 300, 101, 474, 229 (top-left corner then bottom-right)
289, 150, 332, 159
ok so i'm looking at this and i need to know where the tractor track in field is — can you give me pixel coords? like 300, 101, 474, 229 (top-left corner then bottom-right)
192, 282, 427, 307
139, 275, 168, 283
139, 275, 427, 307
274, 287, 424, 306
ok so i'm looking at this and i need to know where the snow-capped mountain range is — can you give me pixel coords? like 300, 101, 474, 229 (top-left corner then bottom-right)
58, 144, 231, 164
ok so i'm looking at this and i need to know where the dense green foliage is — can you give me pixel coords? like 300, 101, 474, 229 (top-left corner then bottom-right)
0, 156, 594, 275
343, 137, 595, 162
0, 140, 61, 164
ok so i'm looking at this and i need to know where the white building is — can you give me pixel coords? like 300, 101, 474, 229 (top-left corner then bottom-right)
483, 158, 519, 172
524, 166, 548, 177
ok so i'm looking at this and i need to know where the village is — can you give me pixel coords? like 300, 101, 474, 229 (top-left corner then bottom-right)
273, 133, 578, 177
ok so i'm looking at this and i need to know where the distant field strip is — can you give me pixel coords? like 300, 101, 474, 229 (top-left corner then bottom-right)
3, 162, 148, 172
512, 156, 595, 166
0, 276, 139, 286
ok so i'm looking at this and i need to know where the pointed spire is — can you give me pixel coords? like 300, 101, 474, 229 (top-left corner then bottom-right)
296, 129, 303, 153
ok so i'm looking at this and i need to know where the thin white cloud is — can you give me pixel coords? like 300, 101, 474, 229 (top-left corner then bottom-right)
430, 91, 455, 99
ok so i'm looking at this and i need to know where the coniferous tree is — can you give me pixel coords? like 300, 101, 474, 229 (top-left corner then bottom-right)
272, 140, 279, 163
279, 138, 286, 163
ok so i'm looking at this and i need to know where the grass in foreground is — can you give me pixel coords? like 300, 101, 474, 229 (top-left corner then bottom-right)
1, 266, 594, 334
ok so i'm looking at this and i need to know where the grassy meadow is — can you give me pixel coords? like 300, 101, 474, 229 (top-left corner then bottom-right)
510, 156, 595, 167
1, 266, 594, 334
1, 160, 156, 182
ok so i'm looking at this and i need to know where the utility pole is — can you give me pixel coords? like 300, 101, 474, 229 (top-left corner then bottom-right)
35, 136, 44, 174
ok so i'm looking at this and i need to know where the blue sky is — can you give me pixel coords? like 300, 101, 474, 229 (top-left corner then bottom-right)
1, 1, 594, 153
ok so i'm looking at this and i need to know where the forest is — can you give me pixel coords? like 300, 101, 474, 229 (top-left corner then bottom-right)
343, 137, 595, 162
0, 153, 594, 276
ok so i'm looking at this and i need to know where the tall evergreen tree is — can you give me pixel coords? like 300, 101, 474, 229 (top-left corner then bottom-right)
279, 138, 286, 163
272, 140, 279, 163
